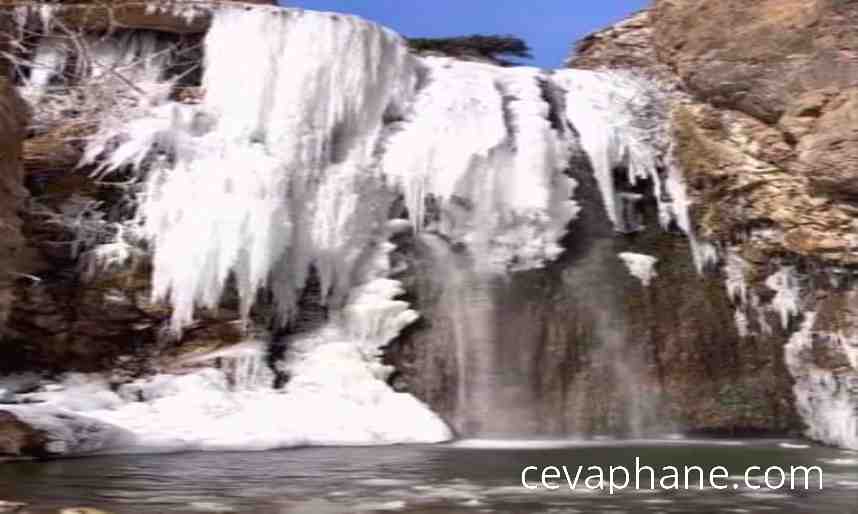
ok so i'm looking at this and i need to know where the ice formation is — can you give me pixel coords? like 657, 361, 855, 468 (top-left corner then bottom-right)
618, 252, 659, 287
785, 314, 858, 450
765, 266, 801, 330
723, 251, 804, 338
6, 244, 450, 454
79, 7, 580, 333
81, 9, 419, 333
552, 70, 715, 271
553, 70, 664, 232
724, 255, 857, 450
382, 59, 578, 272
724, 252, 750, 305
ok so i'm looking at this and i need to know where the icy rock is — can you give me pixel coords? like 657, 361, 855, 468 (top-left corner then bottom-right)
785, 314, 858, 450
0, 501, 28, 514
0, 406, 133, 458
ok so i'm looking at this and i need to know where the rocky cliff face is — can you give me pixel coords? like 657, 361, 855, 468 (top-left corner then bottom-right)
561, 0, 858, 446
0, 75, 29, 339
390, 146, 800, 437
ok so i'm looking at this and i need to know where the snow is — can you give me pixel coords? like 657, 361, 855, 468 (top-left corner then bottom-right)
618, 252, 658, 287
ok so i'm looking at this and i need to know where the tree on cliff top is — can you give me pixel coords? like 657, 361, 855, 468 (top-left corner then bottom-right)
407, 35, 532, 66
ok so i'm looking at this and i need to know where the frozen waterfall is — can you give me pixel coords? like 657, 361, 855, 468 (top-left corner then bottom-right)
5, 3, 710, 454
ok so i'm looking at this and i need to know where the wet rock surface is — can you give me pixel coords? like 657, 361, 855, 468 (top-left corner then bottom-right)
0, 78, 29, 339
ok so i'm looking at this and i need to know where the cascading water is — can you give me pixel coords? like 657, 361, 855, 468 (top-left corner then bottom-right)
4, 3, 709, 453
419, 234, 501, 436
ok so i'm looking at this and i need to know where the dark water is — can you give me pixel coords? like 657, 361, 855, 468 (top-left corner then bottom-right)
0, 439, 856, 514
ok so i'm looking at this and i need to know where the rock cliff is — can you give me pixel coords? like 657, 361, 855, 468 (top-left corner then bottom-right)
562, 0, 858, 446
0, 76, 29, 339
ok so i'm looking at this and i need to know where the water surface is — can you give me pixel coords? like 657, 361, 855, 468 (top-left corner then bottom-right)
0, 439, 856, 513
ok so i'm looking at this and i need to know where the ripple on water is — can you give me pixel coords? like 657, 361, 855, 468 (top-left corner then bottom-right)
357, 500, 407, 511
739, 491, 790, 501
357, 478, 416, 487
820, 458, 858, 466
639, 499, 673, 505
187, 501, 235, 513
778, 443, 810, 449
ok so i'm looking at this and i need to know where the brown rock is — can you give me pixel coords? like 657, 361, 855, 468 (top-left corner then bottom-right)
0, 78, 30, 338
560, 0, 858, 438
794, 88, 858, 197
651, 0, 858, 123
567, 10, 680, 88
0, 410, 46, 458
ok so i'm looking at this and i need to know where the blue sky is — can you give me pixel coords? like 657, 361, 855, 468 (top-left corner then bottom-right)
279, 1, 649, 68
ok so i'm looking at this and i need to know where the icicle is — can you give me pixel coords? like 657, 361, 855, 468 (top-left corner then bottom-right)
181, 341, 274, 391
724, 251, 749, 304
85, 7, 418, 333
553, 70, 663, 231
765, 266, 801, 330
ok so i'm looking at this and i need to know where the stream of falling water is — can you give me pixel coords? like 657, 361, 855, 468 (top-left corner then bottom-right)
419, 234, 498, 436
